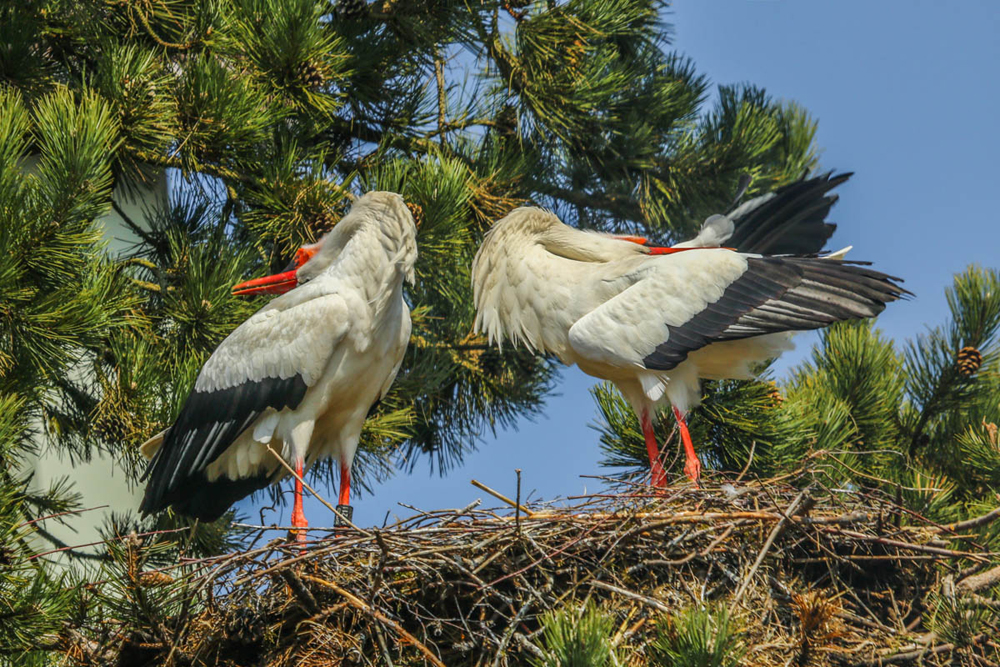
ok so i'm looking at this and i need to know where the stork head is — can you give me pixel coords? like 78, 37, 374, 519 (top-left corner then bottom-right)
231, 241, 322, 296
231, 191, 418, 296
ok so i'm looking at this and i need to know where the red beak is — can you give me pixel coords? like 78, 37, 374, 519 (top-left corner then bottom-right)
231, 269, 298, 296
613, 235, 735, 255
231, 246, 319, 296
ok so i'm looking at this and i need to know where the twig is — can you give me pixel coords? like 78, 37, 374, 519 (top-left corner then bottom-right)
434, 52, 447, 147
515, 469, 523, 536
939, 503, 1000, 533
588, 580, 671, 613
734, 440, 756, 483
276, 569, 320, 615
731, 485, 813, 609
301, 574, 447, 667
855, 632, 990, 665
830, 528, 991, 561
17, 504, 109, 529
958, 564, 1000, 593
265, 444, 369, 536
471, 479, 535, 517
492, 600, 532, 667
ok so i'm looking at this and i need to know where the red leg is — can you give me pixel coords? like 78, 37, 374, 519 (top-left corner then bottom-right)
290, 459, 309, 545
338, 461, 351, 507
672, 407, 701, 488
640, 409, 668, 488
333, 460, 354, 528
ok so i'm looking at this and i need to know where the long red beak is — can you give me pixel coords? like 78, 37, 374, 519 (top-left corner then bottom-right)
613, 235, 735, 255
231, 246, 319, 296
614, 235, 698, 255
231, 269, 298, 296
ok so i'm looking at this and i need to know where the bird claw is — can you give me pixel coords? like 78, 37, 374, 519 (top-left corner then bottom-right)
290, 507, 309, 547
684, 457, 702, 489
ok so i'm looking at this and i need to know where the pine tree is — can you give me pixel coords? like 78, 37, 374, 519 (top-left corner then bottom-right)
597, 266, 1000, 526
1, 0, 845, 662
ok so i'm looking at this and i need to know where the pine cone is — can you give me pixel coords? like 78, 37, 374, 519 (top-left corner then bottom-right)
406, 202, 424, 228
494, 104, 518, 139
766, 382, 783, 406
297, 61, 325, 89
138, 571, 175, 587
94, 411, 128, 442
957, 346, 983, 375
310, 208, 338, 234
336, 0, 367, 19
0, 544, 14, 567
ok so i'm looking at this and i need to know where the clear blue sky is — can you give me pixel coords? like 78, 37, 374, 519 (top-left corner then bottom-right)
241, 1, 1000, 531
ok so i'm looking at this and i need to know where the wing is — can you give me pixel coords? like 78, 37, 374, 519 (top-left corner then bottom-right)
139, 285, 354, 517
568, 250, 907, 372
726, 172, 850, 255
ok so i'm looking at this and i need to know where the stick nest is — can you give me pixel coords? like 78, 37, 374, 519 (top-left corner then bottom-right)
73, 468, 1000, 666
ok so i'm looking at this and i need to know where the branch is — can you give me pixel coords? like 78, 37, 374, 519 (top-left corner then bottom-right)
938, 503, 1000, 534
301, 574, 447, 667
134, 8, 200, 50
111, 200, 157, 247
543, 185, 645, 222
434, 52, 447, 148
731, 485, 813, 608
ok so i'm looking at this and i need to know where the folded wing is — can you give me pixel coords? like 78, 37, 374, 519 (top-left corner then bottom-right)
139, 286, 352, 518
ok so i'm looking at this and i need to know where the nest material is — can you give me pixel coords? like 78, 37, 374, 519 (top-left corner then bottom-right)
74, 468, 1000, 666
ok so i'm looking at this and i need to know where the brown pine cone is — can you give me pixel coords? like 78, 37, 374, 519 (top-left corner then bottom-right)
766, 382, 783, 406
311, 208, 338, 233
297, 61, 325, 88
406, 202, 424, 228
336, 0, 367, 20
494, 104, 518, 139
957, 346, 983, 375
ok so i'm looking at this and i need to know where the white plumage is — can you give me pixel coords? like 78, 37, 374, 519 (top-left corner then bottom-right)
472, 174, 906, 487
140, 191, 417, 536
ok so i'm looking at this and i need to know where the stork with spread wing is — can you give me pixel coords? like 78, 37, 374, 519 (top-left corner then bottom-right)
139, 192, 417, 540
472, 173, 907, 488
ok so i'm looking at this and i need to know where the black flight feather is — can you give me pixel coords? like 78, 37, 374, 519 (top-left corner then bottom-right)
642, 257, 908, 371
728, 172, 851, 255
139, 374, 308, 519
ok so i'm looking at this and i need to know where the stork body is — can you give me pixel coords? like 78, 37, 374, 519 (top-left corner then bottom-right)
472, 174, 906, 487
140, 192, 417, 536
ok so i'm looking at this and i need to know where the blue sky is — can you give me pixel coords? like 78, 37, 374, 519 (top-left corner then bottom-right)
242, 1, 1000, 532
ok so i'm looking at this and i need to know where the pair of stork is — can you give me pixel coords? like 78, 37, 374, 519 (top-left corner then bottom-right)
139, 173, 906, 538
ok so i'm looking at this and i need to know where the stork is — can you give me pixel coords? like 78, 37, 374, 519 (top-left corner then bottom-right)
471, 173, 907, 488
139, 192, 417, 540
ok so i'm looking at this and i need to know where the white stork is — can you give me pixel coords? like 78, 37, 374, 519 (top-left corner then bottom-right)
471, 173, 907, 488
139, 192, 417, 539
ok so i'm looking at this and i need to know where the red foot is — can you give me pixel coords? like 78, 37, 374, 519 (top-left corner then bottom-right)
673, 407, 701, 489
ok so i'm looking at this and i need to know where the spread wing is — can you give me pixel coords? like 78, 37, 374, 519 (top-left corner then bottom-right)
567, 250, 906, 372
139, 283, 354, 517
678, 172, 849, 255
726, 172, 849, 255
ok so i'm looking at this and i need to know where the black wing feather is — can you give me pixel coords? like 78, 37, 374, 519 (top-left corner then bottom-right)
729, 172, 851, 255
642, 257, 908, 371
139, 374, 308, 520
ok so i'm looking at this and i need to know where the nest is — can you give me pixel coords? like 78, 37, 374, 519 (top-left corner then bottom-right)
76, 466, 1000, 666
